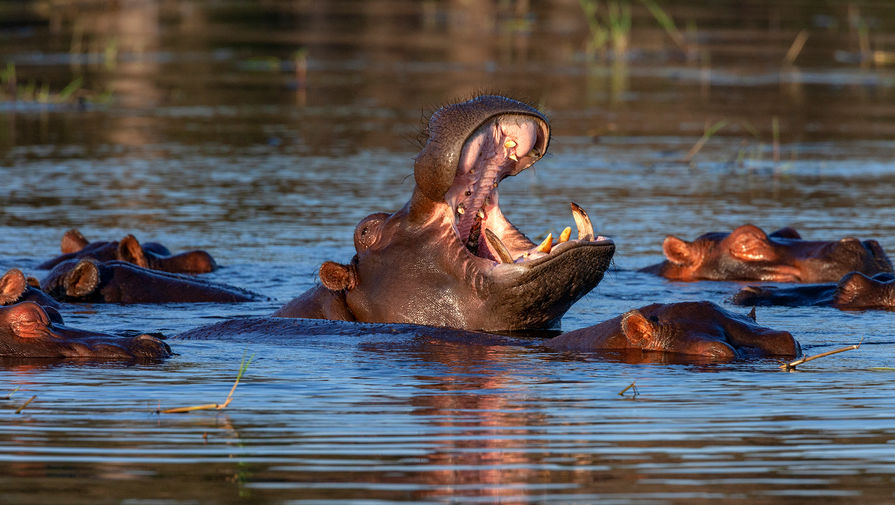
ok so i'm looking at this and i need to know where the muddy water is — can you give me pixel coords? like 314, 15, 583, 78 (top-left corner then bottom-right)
2, 1, 895, 504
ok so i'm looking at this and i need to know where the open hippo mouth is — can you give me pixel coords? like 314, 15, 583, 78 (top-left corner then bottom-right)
442, 113, 614, 269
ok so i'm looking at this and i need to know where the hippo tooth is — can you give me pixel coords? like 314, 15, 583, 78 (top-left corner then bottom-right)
484, 229, 515, 264
508, 153, 519, 162
559, 227, 572, 243
537, 233, 553, 254
570, 202, 595, 241
476, 209, 486, 219
504, 139, 517, 149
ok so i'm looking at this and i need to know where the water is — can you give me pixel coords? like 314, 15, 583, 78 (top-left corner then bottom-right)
2, 1, 895, 503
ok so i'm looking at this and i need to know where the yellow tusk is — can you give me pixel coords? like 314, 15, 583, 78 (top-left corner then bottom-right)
504, 139, 517, 148
559, 227, 572, 243
536, 233, 553, 254
508, 153, 518, 162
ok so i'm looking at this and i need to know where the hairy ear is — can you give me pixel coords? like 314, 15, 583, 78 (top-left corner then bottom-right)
61, 228, 90, 254
319, 261, 357, 292
64, 260, 101, 298
662, 236, 695, 266
117, 235, 149, 268
620, 310, 655, 348
728, 225, 774, 261
0, 268, 27, 305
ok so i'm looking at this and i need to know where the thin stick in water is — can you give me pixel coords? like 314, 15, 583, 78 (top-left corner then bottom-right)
162, 352, 254, 414
780, 340, 862, 371
15, 395, 36, 414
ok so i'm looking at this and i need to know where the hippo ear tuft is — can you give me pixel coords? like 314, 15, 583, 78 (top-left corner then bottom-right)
748, 306, 757, 322
61, 228, 90, 254
620, 310, 654, 348
64, 260, 101, 298
319, 261, 357, 292
662, 236, 694, 266
118, 235, 149, 268
0, 268, 28, 305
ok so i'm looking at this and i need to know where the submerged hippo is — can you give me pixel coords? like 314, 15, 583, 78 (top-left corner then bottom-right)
733, 272, 895, 311
545, 301, 799, 360
640, 224, 893, 283
275, 95, 615, 331
41, 258, 260, 304
37, 229, 217, 274
182, 301, 800, 361
1, 268, 59, 309
0, 301, 170, 359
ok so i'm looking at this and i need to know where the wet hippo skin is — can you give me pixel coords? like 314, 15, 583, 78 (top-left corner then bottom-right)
733, 272, 895, 311
37, 228, 217, 274
275, 95, 615, 331
0, 301, 170, 359
181, 301, 800, 361
40, 258, 261, 304
640, 224, 893, 283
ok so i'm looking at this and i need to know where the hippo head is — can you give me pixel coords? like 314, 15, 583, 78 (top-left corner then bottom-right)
833, 272, 895, 310
0, 301, 171, 359
0, 268, 60, 309
41, 229, 217, 274
549, 301, 800, 360
316, 96, 615, 331
655, 224, 893, 282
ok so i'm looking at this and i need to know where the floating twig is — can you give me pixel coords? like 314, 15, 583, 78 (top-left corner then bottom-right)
162, 352, 254, 414
2, 386, 21, 400
780, 340, 862, 371
15, 395, 37, 414
618, 381, 639, 398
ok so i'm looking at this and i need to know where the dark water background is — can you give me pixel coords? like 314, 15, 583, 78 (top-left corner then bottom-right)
2, 1, 895, 503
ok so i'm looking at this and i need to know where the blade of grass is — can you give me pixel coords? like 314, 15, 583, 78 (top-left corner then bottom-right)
162, 352, 254, 414
683, 119, 728, 162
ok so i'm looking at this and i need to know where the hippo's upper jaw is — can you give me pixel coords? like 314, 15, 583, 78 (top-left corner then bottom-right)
284, 96, 615, 331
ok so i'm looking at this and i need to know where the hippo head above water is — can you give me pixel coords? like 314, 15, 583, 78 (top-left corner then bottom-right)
275, 95, 615, 331
640, 224, 893, 283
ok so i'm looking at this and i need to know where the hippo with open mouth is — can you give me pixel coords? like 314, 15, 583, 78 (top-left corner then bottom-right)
274, 95, 615, 331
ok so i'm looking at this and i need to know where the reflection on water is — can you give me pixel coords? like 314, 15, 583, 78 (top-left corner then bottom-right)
2, 1, 895, 504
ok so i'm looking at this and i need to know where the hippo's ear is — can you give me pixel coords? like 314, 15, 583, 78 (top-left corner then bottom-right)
620, 310, 655, 348
769, 227, 801, 240
63, 260, 101, 298
61, 228, 90, 254
319, 261, 357, 292
117, 235, 149, 268
662, 236, 695, 266
0, 268, 28, 305
728, 225, 774, 261
834, 272, 875, 306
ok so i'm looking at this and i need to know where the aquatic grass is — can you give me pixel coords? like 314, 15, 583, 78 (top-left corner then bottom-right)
638, 0, 689, 55
682, 119, 727, 163
579, 0, 632, 59
0, 62, 93, 105
162, 352, 254, 414
1, 386, 21, 400
783, 29, 809, 66
780, 340, 862, 371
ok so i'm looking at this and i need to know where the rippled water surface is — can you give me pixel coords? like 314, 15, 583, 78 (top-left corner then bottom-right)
2, 1, 895, 504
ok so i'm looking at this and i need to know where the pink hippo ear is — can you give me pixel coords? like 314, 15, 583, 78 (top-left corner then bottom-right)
662, 235, 695, 266
319, 261, 357, 292
63, 259, 101, 298
728, 225, 775, 262
117, 235, 149, 268
620, 310, 656, 349
0, 268, 28, 305
61, 228, 90, 254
